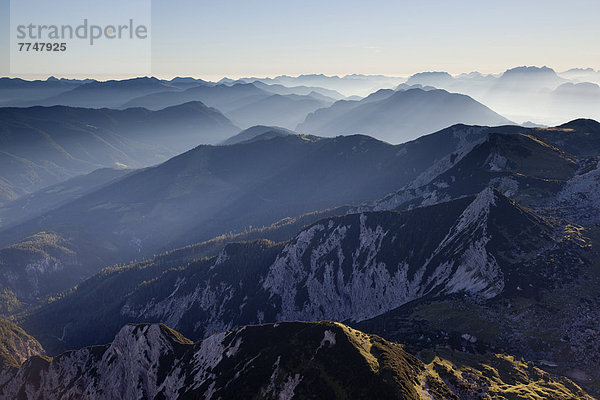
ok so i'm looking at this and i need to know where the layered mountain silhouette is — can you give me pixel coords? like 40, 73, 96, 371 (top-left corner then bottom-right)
6, 71, 599, 129
405, 66, 566, 98
560, 67, 600, 83
402, 66, 600, 124
0, 126, 492, 291
226, 93, 332, 129
234, 73, 405, 97
297, 88, 511, 143
406, 71, 455, 87
0, 77, 89, 107
496, 66, 566, 90
249, 80, 344, 99
121, 82, 268, 111
25, 77, 181, 109
122, 82, 335, 129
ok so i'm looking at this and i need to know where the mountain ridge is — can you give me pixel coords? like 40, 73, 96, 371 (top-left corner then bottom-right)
297, 88, 512, 143
2, 321, 591, 400
0, 102, 238, 204
21, 189, 572, 354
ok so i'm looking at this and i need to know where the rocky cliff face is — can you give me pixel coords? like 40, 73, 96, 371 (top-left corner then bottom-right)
0, 232, 81, 301
0, 322, 429, 400
114, 189, 564, 343
261, 189, 506, 323
555, 159, 600, 224
364, 131, 581, 213
0, 319, 44, 369
1, 321, 591, 400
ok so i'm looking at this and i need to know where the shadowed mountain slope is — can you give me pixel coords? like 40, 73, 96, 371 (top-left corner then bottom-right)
221, 125, 294, 145
0, 103, 238, 203
1, 321, 591, 400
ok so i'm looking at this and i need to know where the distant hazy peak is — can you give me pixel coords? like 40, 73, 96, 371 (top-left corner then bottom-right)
409, 71, 453, 78
501, 65, 557, 76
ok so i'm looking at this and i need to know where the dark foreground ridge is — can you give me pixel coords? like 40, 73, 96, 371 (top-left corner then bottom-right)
0, 321, 592, 400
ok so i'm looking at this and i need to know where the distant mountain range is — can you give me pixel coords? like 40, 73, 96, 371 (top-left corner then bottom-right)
405, 66, 566, 96
0, 102, 238, 204
121, 82, 269, 110
0, 78, 339, 130
226, 93, 332, 129
121, 82, 336, 129
241, 80, 345, 100
404, 66, 600, 124
297, 88, 512, 143
27, 77, 181, 109
4, 67, 599, 128
560, 67, 600, 83
0, 77, 88, 107
0, 76, 209, 107
228, 73, 406, 97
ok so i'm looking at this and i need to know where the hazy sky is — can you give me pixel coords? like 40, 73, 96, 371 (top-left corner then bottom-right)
1, 0, 599, 80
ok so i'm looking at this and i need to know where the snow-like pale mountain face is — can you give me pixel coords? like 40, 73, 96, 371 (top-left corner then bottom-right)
555, 160, 600, 224
263, 189, 503, 323
0, 324, 232, 400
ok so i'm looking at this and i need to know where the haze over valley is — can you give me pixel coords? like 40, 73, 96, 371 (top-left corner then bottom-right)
1, 0, 600, 397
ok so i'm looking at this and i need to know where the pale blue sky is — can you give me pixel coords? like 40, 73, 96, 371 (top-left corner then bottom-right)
1, 0, 599, 80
